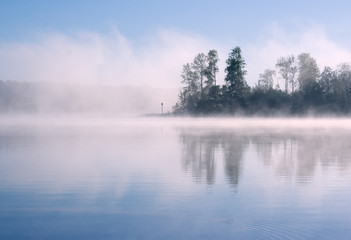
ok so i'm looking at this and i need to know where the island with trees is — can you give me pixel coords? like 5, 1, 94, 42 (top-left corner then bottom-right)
173, 47, 351, 116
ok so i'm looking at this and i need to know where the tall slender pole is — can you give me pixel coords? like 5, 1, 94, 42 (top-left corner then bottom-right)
161, 102, 163, 115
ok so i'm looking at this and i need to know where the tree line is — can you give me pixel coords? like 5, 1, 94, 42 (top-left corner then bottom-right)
173, 47, 351, 115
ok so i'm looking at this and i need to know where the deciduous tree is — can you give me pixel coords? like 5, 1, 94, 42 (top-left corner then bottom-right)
276, 55, 297, 93
297, 53, 320, 92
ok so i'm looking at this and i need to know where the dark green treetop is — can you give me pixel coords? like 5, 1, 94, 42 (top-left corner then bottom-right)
224, 46, 250, 108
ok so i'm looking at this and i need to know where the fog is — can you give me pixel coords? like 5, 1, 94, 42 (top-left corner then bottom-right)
1, 26, 351, 117
0, 29, 223, 87
1, 118, 351, 239
0, 81, 178, 116
1, 25, 350, 88
1, 118, 350, 191
3, 2, 351, 238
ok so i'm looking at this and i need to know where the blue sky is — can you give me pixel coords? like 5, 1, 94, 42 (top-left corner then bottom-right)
2, 0, 351, 45
1, 0, 351, 87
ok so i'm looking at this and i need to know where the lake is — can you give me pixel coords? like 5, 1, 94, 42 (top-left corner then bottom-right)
0, 118, 351, 239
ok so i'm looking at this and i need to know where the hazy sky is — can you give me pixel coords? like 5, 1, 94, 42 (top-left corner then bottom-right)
1, 0, 351, 87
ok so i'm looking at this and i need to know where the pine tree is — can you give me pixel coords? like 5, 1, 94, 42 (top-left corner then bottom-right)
224, 47, 250, 109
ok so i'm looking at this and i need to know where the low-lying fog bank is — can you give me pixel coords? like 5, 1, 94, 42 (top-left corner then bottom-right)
0, 116, 350, 131
0, 81, 178, 116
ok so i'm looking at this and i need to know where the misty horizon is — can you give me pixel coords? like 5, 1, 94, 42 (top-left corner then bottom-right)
0, 80, 178, 116
2, 1, 351, 239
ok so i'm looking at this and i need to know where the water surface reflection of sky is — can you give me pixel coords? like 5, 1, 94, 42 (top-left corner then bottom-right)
0, 118, 351, 239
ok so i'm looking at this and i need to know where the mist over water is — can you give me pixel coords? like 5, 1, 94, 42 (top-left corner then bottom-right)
4, 1, 351, 238
1, 118, 351, 239
0, 82, 178, 116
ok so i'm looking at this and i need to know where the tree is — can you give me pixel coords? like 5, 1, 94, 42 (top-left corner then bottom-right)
319, 67, 337, 102
276, 55, 297, 93
192, 53, 207, 98
336, 63, 351, 91
205, 49, 219, 87
176, 63, 200, 113
181, 63, 199, 94
257, 69, 275, 91
224, 46, 250, 109
297, 53, 320, 92
335, 63, 351, 111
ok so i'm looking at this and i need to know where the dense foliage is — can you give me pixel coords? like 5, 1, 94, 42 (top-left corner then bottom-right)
173, 47, 351, 116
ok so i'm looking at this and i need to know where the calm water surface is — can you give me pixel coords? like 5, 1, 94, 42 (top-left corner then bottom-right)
1, 118, 351, 239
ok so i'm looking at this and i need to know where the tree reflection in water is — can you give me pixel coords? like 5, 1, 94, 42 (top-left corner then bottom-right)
179, 127, 351, 186
179, 132, 218, 185
179, 129, 249, 187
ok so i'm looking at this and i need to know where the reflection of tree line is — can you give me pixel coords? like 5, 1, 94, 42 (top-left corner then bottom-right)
180, 134, 216, 184
252, 132, 351, 182
179, 129, 249, 187
179, 129, 351, 186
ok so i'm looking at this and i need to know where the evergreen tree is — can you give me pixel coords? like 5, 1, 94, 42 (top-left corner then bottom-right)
205, 49, 219, 87
224, 47, 250, 110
